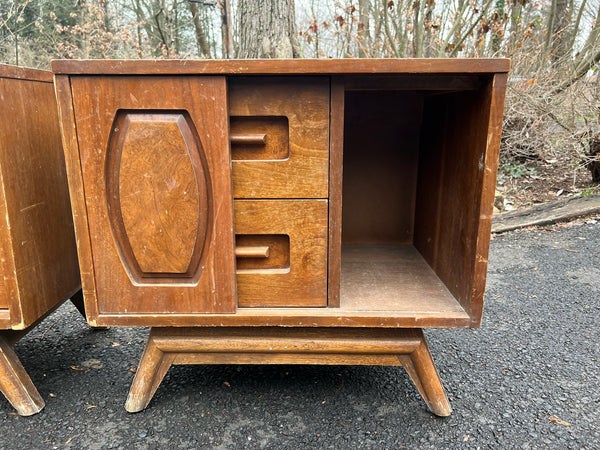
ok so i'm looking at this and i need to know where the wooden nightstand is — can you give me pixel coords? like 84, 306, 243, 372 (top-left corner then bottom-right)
53, 59, 508, 415
0, 64, 81, 416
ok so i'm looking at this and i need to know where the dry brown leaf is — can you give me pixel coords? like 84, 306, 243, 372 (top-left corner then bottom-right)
549, 415, 572, 426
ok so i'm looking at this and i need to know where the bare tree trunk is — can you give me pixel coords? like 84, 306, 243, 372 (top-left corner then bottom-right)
358, 0, 370, 57
222, 0, 234, 59
550, 0, 573, 65
237, 0, 301, 58
189, 2, 211, 58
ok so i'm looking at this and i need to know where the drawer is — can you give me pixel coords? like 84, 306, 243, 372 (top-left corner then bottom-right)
234, 200, 328, 307
228, 77, 330, 199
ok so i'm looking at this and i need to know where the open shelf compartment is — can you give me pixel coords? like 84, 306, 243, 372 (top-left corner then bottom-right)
332, 75, 501, 328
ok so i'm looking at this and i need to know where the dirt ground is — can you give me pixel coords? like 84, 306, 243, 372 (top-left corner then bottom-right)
497, 155, 600, 209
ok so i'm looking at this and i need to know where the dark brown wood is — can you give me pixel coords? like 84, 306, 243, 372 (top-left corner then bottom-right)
64, 75, 236, 317
52, 58, 510, 75
126, 327, 450, 416
228, 77, 329, 199
328, 77, 344, 308
342, 91, 422, 244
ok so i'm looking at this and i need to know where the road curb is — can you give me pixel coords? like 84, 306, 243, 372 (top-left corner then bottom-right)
492, 193, 600, 233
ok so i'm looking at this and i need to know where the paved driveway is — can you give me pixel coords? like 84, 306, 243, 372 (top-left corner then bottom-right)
1, 219, 598, 449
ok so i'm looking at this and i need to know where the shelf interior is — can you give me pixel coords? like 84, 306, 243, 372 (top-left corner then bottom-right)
340, 245, 465, 316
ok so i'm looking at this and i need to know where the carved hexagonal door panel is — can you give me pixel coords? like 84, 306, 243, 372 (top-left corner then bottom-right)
70, 76, 235, 319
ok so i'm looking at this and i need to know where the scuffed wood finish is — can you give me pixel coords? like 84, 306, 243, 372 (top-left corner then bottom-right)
106, 111, 208, 280
0, 67, 80, 329
412, 75, 505, 327
0, 334, 44, 416
52, 58, 510, 76
66, 76, 236, 317
126, 327, 450, 416
0, 65, 82, 416
234, 200, 328, 307
228, 77, 329, 198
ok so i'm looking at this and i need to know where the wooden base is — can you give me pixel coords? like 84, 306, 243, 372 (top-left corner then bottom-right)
0, 332, 45, 416
0, 289, 88, 416
126, 327, 451, 416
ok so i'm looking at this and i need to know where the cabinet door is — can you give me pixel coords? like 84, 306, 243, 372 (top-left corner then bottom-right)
69, 76, 235, 317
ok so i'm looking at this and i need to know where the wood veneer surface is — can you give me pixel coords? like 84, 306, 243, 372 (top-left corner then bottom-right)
52, 58, 510, 75
0, 66, 79, 328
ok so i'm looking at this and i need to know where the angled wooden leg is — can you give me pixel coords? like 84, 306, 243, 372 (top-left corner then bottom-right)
125, 329, 175, 413
0, 335, 45, 416
399, 329, 451, 417
69, 289, 87, 320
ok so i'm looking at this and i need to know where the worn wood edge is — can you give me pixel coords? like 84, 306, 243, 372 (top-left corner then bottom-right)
492, 193, 600, 233
0, 157, 21, 328
470, 73, 508, 328
86, 310, 471, 328
51, 58, 510, 75
328, 77, 344, 308
53, 75, 101, 326
0, 64, 53, 83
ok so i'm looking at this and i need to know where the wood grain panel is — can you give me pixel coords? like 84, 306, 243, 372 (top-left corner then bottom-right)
228, 77, 329, 198
68, 76, 235, 317
230, 116, 289, 160
234, 200, 328, 307
342, 91, 423, 244
0, 70, 80, 328
235, 234, 290, 270
412, 76, 503, 327
52, 59, 510, 76
106, 112, 208, 280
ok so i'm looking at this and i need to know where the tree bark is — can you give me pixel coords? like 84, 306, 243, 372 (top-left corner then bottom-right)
236, 0, 301, 58
189, 2, 212, 58
358, 0, 370, 58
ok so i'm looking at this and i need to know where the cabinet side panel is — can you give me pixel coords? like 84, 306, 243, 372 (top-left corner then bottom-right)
0, 75, 80, 328
414, 77, 499, 326
69, 76, 235, 317
54, 75, 100, 324
470, 73, 508, 327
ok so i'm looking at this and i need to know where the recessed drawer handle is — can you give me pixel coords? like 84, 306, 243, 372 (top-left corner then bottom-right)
230, 133, 267, 145
235, 245, 270, 258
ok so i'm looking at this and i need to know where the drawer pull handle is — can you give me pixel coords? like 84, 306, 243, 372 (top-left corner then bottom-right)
230, 133, 267, 145
235, 246, 270, 258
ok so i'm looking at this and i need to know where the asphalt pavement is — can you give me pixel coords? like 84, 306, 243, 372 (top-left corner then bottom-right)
0, 218, 598, 449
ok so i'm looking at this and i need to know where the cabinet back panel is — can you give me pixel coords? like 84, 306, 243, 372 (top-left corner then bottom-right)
342, 91, 423, 244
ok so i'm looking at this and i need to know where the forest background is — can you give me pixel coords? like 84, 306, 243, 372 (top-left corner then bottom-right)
1, 0, 599, 207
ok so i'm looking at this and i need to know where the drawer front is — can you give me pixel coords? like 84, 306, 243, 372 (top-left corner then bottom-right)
68, 76, 236, 316
228, 77, 330, 199
235, 200, 328, 307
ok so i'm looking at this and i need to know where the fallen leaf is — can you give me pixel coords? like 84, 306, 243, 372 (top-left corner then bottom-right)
70, 365, 88, 373
49, 393, 57, 398
223, 381, 231, 388
130, 367, 137, 373
111, 342, 122, 347
65, 437, 72, 444
86, 404, 97, 409
549, 415, 572, 426
464, 434, 470, 441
